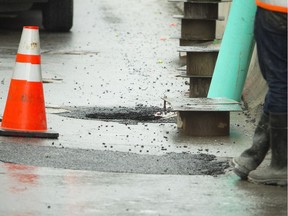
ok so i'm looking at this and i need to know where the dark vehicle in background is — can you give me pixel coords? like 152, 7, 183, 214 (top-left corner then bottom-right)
0, 0, 73, 32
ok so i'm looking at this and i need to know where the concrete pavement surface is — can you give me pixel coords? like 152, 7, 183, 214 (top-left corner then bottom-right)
0, 0, 287, 215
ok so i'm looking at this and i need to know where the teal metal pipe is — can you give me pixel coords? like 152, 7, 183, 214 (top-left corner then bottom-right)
207, 0, 257, 102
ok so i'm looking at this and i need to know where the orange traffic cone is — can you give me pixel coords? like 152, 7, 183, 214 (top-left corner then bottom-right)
0, 26, 58, 139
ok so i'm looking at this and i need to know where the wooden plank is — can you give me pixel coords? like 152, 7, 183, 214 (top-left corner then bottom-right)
173, 14, 225, 21
184, 2, 219, 19
187, 52, 218, 76
163, 97, 242, 111
176, 73, 212, 78
177, 41, 220, 52
179, 39, 212, 45
189, 77, 211, 97
173, 2, 222, 20
181, 19, 216, 40
177, 65, 187, 71
178, 111, 230, 136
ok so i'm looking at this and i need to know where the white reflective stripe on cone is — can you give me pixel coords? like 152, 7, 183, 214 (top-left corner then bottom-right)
17, 28, 40, 55
13, 63, 42, 82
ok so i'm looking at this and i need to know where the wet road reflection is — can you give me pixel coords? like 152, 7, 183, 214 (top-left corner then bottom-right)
0, 162, 286, 216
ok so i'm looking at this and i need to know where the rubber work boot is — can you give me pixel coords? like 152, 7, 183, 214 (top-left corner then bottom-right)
231, 113, 270, 179
248, 113, 287, 186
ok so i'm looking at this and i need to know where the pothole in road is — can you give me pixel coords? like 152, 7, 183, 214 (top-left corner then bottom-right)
58, 105, 176, 124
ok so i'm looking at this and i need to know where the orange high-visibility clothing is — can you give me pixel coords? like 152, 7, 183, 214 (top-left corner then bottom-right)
256, 0, 288, 13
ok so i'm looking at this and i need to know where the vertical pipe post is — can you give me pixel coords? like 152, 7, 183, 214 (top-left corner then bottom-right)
207, 0, 257, 102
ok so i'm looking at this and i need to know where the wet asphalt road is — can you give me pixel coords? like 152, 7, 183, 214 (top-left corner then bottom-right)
0, 0, 287, 215
0, 0, 230, 175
